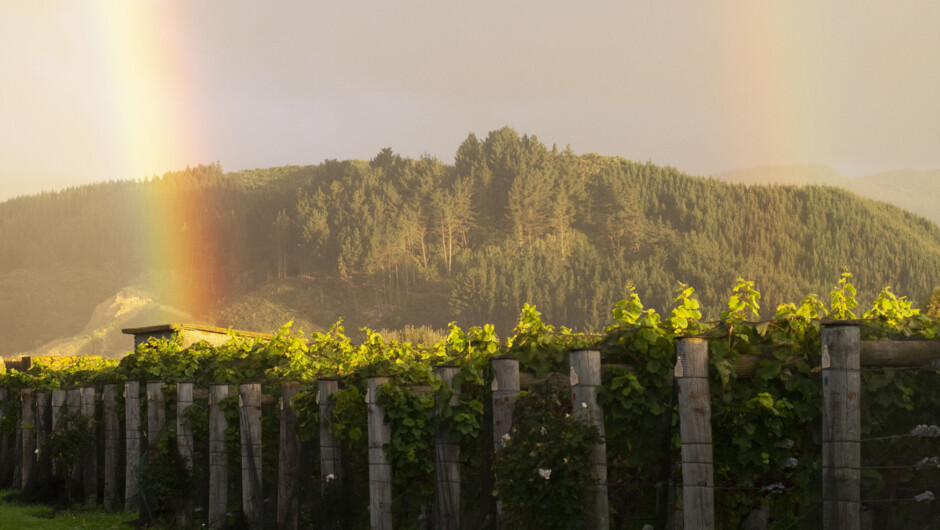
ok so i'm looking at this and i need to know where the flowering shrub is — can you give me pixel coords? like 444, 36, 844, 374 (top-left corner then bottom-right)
493, 381, 603, 530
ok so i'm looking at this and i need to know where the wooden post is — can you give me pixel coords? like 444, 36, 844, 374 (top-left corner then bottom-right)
278, 381, 301, 530
208, 383, 229, 530
81, 386, 97, 505
102, 385, 120, 511
570, 349, 609, 530
34, 392, 51, 489
125, 381, 141, 511
0, 387, 9, 487
50, 390, 65, 479
239, 383, 263, 529
146, 381, 166, 443
434, 365, 461, 529
367, 376, 392, 530
677, 337, 714, 530
491, 357, 520, 528
50, 390, 66, 431
20, 389, 35, 490
491, 357, 520, 449
822, 324, 861, 529
319, 378, 341, 489
12, 418, 21, 490
177, 382, 194, 526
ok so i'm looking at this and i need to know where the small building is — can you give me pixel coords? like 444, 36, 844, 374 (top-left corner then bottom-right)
122, 323, 272, 351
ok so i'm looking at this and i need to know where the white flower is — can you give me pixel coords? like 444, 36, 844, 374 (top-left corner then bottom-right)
565, 413, 570, 418
914, 490, 934, 503
581, 402, 588, 409
910, 425, 940, 438
783, 457, 798, 469
563, 457, 568, 464
325, 473, 336, 483
916, 457, 940, 470
34, 449, 39, 455
761, 483, 785, 494
501, 433, 511, 443
538, 468, 552, 480
540, 426, 547, 436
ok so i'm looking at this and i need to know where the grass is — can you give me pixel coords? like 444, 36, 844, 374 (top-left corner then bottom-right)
0, 490, 137, 529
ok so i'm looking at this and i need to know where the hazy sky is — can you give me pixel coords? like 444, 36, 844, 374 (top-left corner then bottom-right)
1, 1, 938, 201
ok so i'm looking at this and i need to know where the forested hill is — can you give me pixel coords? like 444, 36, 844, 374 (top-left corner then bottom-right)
715, 164, 940, 226
2, 127, 940, 355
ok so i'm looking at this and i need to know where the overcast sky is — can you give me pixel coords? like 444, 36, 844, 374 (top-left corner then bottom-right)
1, 1, 938, 201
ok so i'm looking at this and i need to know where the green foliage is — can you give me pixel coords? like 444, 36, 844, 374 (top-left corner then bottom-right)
493, 385, 603, 530
605, 283, 647, 330
138, 431, 191, 522
0, 491, 137, 528
721, 278, 761, 322
665, 282, 703, 335
829, 268, 859, 319
377, 384, 435, 524
327, 385, 367, 453
42, 413, 91, 484
0, 270, 936, 528
508, 304, 592, 376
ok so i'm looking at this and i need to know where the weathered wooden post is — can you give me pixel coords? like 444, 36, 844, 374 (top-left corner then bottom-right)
821, 323, 861, 529
434, 365, 461, 529
66, 386, 81, 498
570, 349, 609, 530
491, 357, 520, 448
12, 415, 21, 489
0, 387, 9, 486
34, 391, 51, 489
50, 390, 65, 431
124, 381, 141, 511
50, 389, 65, 479
81, 386, 97, 505
66, 389, 81, 416
239, 383, 263, 529
367, 376, 392, 530
677, 337, 714, 530
102, 385, 120, 510
208, 383, 229, 530
20, 389, 35, 490
278, 381, 301, 530
491, 356, 520, 528
142, 381, 165, 518
177, 382, 194, 526
319, 378, 341, 489
146, 381, 166, 443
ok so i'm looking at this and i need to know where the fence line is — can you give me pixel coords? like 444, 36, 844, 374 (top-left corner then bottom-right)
0, 329, 936, 529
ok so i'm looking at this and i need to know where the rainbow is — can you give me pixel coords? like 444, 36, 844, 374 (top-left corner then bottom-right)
699, 2, 819, 170
95, 3, 223, 318
131, 181, 227, 320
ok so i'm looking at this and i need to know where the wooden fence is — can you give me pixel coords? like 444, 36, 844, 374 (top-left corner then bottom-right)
0, 323, 937, 529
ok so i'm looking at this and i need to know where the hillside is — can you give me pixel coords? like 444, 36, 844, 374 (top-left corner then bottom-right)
25, 285, 192, 358
715, 165, 940, 226
2, 128, 940, 356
